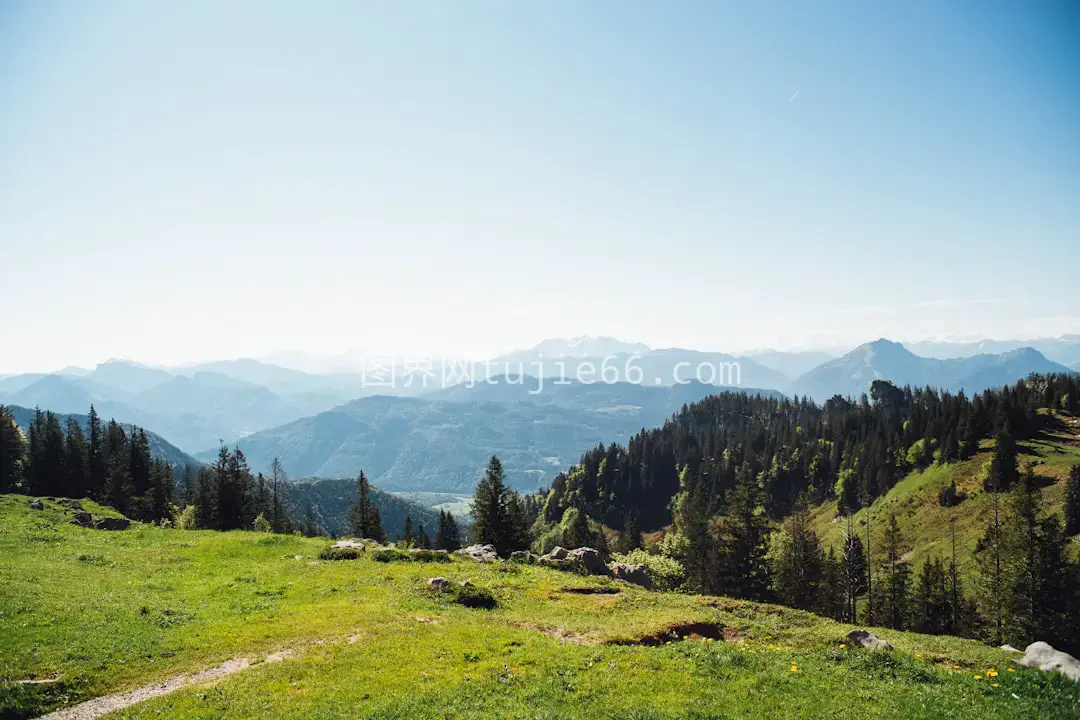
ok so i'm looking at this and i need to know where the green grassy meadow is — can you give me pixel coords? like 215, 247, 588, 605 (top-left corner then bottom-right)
2, 495, 1079, 719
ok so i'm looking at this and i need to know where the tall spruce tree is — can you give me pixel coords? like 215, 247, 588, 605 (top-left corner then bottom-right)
470, 455, 530, 556
64, 417, 88, 498
1066, 464, 1080, 536
841, 515, 867, 623
671, 465, 715, 594
346, 470, 385, 542
879, 514, 911, 630
87, 405, 105, 498
720, 468, 770, 600
435, 510, 462, 551
768, 496, 824, 611
0, 406, 24, 492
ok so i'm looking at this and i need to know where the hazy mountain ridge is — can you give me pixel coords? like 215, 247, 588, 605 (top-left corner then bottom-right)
790, 339, 1075, 400
208, 380, 780, 492
5, 404, 200, 469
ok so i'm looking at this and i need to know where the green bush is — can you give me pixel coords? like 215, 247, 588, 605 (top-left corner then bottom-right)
319, 546, 363, 561
409, 549, 451, 563
611, 549, 684, 591
372, 549, 411, 563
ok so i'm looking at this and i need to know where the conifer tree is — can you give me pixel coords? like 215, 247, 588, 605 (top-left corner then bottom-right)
268, 457, 290, 534
87, 405, 105, 498
841, 515, 867, 623
435, 510, 462, 551
1066, 464, 1080, 536
671, 465, 714, 594
0, 406, 24, 492
402, 515, 414, 546
417, 524, 431, 549
768, 496, 824, 610
470, 455, 530, 556
103, 421, 132, 513
880, 514, 911, 630
720, 468, 770, 600
346, 470, 385, 542
64, 417, 88, 498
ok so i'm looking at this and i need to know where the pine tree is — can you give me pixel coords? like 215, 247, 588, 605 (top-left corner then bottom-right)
268, 457, 289, 534
301, 503, 321, 537
346, 470, 385, 542
194, 466, 219, 529
880, 514, 911, 630
984, 430, 1019, 492
976, 470, 1006, 645
103, 421, 132, 514
0, 406, 24, 492
1066, 464, 1080, 536
435, 510, 462, 551
87, 405, 105, 499
402, 515, 414, 546
470, 455, 531, 556
720, 469, 770, 600
912, 558, 948, 634
768, 496, 824, 610
840, 515, 867, 623
64, 417, 88, 498
418, 524, 431, 549
619, 511, 644, 553
147, 459, 173, 522
671, 465, 715, 594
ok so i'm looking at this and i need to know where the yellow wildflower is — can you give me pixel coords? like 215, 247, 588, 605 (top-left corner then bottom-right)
1008, 668, 1015, 672
975, 675, 982, 680
992, 683, 1000, 688
839, 644, 846, 649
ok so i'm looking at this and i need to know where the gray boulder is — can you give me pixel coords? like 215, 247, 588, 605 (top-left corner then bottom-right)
72, 511, 93, 527
1015, 641, 1080, 682
510, 550, 537, 564
568, 547, 611, 576
29, 499, 43, 510
538, 556, 579, 571
455, 544, 500, 562
93, 517, 130, 531
427, 577, 450, 591
547, 546, 569, 561
611, 562, 652, 589
845, 630, 893, 651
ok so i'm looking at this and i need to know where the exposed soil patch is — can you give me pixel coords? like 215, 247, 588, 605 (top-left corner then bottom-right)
558, 587, 621, 596
514, 622, 601, 646
610, 622, 725, 647
36, 649, 296, 720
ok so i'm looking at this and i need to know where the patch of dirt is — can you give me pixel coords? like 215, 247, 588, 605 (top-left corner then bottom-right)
610, 622, 725, 647
37, 648, 297, 720
558, 587, 621, 596
721, 627, 745, 643
515, 622, 601, 646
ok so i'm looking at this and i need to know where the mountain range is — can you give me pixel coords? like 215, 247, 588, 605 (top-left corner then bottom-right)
203, 379, 777, 492
6, 404, 200, 469
788, 339, 1074, 400
2, 336, 1076, 493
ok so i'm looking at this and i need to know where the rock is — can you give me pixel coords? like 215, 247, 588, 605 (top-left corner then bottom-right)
29, 499, 43, 510
72, 511, 93, 527
1015, 642, 1080, 682
611, 563, 652, 589
538, 556, 578, 571
546, 546, 570, 561
568, 548, 611, 576
427, 577, 450, 591
509, 550, 537, 564
331, 540, 366, 551
455, 544, 500, 562
93, 517, 130, 531
1001, 644, 1021, 653
845, 630, 893, 651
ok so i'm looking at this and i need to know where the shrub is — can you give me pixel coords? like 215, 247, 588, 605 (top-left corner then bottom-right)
319, 546, 363, 561
612, 549, 684, 591
409, 549, 451, 563
252, 513, 272, 533
174, 504, 198, 530
372, 549, 412, 563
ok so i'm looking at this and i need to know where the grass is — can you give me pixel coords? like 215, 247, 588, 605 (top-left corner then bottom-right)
810, 413, 1080, 576
2, 495, 1079, 719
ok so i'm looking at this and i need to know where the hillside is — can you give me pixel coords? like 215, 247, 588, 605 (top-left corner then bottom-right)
2, 496, 1077, 720
809, 411, 1080, 578
214, 381, 771, 492
286, 477, 441, 539
790, 339, 1074, 400
5, 405, 200, 469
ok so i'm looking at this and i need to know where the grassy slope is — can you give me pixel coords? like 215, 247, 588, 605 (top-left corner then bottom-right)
811, 412, 1080, 575
2, 496, 1079, 720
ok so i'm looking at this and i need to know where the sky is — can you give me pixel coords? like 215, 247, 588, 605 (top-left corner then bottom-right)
1, 0, 1078, 373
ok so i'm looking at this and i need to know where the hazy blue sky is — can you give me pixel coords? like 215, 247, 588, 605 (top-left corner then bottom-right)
2, 1, 1078, 373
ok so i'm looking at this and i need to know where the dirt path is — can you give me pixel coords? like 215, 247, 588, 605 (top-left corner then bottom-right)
36, 650, 294, 720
